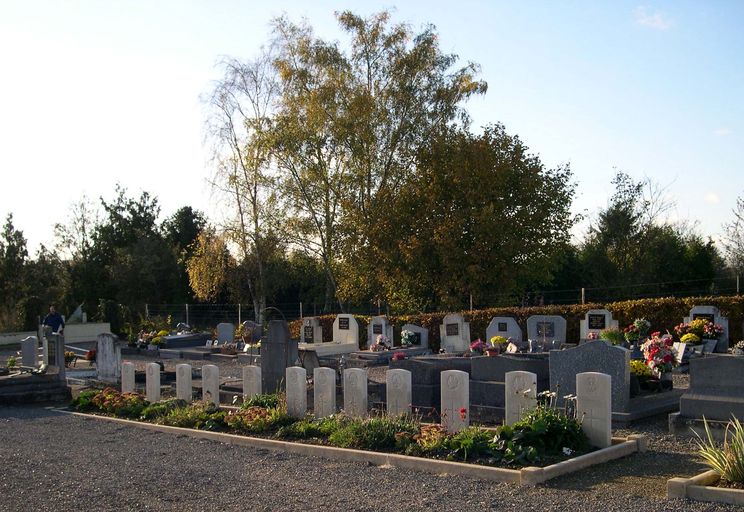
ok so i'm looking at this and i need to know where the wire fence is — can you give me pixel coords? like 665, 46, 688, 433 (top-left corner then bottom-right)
145, 275, 741, 328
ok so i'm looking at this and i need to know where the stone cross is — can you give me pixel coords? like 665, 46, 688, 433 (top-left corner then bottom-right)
121, 362, 135, 394
313, 367, 337, 418
505, 370, 537, 426
242, 365, 262, 400
440, 370, 469, 432
386, 369, 412, 417
176, 364, 192, 401
146, 362, 161, 403
343, 368, 368, 418
286, 366, 307, 418
202, 364, 220, 405
576, 372, 612, 448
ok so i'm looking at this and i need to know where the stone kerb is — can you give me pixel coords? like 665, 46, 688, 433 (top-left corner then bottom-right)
576, 372, 612, 448
176, 364, 192, 401
343, 368, 368, 418
505, 371, 537, 426
121, 362, 135, 393
146, 362, 161, 403
286, 366, 307, 418
314, 367, 337, 418
386, 369, 412, 417
441, 370, 469, 432
243, 366, 262, 400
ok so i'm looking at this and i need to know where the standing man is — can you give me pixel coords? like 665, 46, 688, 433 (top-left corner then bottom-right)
42, 304, 65, 334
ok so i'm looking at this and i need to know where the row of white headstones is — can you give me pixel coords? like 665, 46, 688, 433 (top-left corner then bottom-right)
120, 362, 612, 449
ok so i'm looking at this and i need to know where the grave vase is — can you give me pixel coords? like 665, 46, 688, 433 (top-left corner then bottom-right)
660, 372, 673, 390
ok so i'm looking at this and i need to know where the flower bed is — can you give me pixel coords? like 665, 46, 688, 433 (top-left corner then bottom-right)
70, 388, 645, 485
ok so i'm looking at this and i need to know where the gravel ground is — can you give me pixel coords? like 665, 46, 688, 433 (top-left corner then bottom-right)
0, 405, 736, 512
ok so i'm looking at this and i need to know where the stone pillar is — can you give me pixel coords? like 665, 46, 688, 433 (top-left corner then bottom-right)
386, 369, 412, 417
313, 367, 336, 419
176, 364, 192, 401
146, 362, 160, 403
440, 370, 469, 433
261, 320, 291, 394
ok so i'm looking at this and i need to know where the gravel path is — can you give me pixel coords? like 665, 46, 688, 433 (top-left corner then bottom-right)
0, 405, 738, 512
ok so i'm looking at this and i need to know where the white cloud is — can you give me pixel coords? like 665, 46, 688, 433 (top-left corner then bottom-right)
634, 6, 672, 30
704, 193, 720, 204
714, 128, 732, 136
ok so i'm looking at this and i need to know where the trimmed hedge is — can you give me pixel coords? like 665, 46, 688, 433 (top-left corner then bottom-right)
288, 295, 744, 353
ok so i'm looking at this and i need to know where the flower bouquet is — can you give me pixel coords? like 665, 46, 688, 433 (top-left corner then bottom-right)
400, 330, 417, 347
370, 334, 391, 352
486, 335, 509, 356
470, 339, 487, 356
640, 332, 676, 379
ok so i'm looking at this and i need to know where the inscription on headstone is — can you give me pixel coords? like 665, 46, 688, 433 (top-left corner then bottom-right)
537, 322, 555, 338
373, 324, 383, 335
446, 323, 459, 336
498, 322, 508, 332
303, 326, 314, 343
588, 314, 606, 330
440, 370, 469, 433
339, 317, 350, 330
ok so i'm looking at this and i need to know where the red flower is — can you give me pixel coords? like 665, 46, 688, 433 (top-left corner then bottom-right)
459, 407, 467, 421
663, 354, 672, 363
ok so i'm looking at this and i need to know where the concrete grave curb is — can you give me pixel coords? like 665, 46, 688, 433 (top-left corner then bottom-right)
668, 470, 744, 505
57, 409, 645, 486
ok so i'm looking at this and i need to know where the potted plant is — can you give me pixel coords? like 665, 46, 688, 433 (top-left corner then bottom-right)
391, 351, 406, 362
676, 319, 723, 353
732, 341, 744, 356
630, 359, 653, 395
64, 351, 77, 367
599, 327, 624, 346
486, 336, 509, 356
6, 355, 17, 370
149, 337, 162, 351
469, 338, 486, 356
641, 332, 676, 389
400, 330, 417, 347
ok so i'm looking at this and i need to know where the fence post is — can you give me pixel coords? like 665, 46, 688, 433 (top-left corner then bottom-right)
145, 303, 149, 319
299, 302, 303, 321
238, 303, 241, 325
737, 275, 740, 295
469, 294, 473, 311
581, 288, 585, 305
185, 304, 190, 326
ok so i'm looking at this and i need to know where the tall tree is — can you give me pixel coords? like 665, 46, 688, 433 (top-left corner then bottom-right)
722, 195, 744, 274
0, 214, 29, 329
271, 10, 487, 309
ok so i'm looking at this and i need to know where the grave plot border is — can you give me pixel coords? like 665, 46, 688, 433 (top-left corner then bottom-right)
58, 409, 647, 486
668, 470, 744, 505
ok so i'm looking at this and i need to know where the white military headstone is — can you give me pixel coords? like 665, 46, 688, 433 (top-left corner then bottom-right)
242, 365, 262, 400
438, 313, 471, 353
215, 322, 235, 344
579, 309, 618, 340
286, 366, 307, 418
202, 364, 220, 405
96, 333, 121, 383
21, 336, 37, 367
576, 372, 612, 449
367, 316, 394, 346
505, 371, 537, 426
343, 368, 368, 418
146, 362, 161, 403
121, 361, 135, 393
386, 369, 412, 417
176, 364, 192, 401
313, 367, 337, 418
440, 370, 469, 432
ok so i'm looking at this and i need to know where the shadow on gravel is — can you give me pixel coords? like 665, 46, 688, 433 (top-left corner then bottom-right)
0, 405, 70, 421
544, 449, 707, 498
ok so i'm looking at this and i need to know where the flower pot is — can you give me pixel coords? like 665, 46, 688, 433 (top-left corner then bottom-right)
660, 372, 673, 390
485, 347, 501, 357
702, 338, 718, 353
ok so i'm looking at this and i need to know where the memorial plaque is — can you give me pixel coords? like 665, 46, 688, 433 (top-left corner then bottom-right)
445, 323, 459, 336
413, 332, 422, 345
498, 322, 508, 332
537, 322, 555, 338
588, 314, 606, 330
303, 326, 314, 343
339, 317, 350, 330
373, 324, 383, 335
693, 313, 716, 325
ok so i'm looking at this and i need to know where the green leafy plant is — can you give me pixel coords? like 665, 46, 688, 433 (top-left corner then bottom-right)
696, 417, 744, 485
599, 327, 624, 345
242, 393, 281, 409
446, 427, 494, 461
6, 355, 17, 368
75, 387, 148, 418
159, 402, 226, 430
140, 399, 189, 421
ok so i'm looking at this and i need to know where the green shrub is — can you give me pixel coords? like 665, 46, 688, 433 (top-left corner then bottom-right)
328, 415, 418, 451
242, 394, 281, 410
446, 427, 494, 461
696, 417, 744, 484
72, 389, 100, 412
140, 399, 188, 421
159, 402, 225, 431
414, 424, 449, 454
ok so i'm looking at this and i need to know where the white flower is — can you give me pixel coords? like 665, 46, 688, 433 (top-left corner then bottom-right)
562, 447, 573, 456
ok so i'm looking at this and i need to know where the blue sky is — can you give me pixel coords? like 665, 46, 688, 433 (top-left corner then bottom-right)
1, 0, 742, 252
